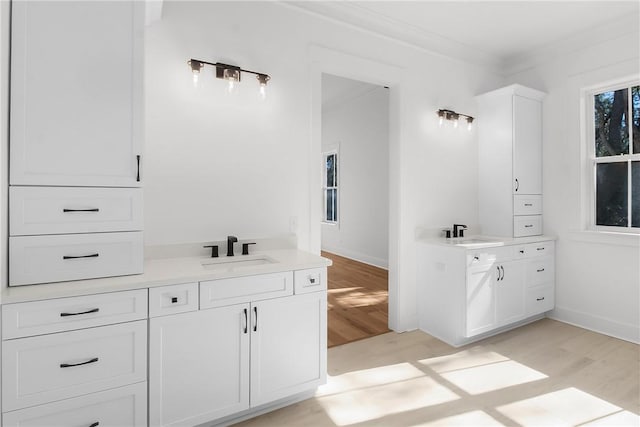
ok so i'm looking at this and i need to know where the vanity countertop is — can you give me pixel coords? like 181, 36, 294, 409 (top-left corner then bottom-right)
2, 249, 332, 304
418, 234, 556, 249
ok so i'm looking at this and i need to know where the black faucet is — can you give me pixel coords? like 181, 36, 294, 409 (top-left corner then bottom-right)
227, 235, 238, 257
453, 224, 467, 238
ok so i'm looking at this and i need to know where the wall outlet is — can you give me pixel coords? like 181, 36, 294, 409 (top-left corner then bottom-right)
289, 216, 298, 233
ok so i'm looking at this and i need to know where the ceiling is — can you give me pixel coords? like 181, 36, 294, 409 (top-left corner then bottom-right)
285, 1, 640, 73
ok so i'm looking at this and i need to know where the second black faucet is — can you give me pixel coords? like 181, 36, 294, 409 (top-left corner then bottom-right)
227, 235, 238, 256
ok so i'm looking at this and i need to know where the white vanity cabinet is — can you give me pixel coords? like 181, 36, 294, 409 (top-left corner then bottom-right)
418, 240, 554, 347
477, 85, 545, 237
1, 290, 149, 426
149, 269, 328, 427
8, 0, 145, 286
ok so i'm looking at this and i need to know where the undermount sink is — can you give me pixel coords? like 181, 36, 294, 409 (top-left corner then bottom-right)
201, 255, 276, 270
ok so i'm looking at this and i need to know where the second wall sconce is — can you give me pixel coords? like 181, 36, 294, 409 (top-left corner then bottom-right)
437, 109, 475, 130
188, 58, 271, 98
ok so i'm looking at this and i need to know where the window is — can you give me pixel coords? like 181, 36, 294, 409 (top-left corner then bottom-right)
588, 82, 640, 231
323, 151, 338, 223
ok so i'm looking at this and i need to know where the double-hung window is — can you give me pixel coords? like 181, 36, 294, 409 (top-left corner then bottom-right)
322, 151, 338, 224
587, 82, 639, 231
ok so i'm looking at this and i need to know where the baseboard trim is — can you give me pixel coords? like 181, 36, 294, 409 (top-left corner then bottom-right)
321, 246, 388, 269
549, 306, 640, 344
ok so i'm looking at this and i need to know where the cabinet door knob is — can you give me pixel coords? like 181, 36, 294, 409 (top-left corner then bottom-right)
309, 277, 316, 284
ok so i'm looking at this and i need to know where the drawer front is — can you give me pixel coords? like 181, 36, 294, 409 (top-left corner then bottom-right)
525, 285, 554, 316
513, 215, 542, 237
200, 271, 293, 309
10, 186, 143, 236
2, 289, 148, 339
513, 195, 542, 216
514, 241, 555, 259
2, 320, 147, 411
294, 268, 327, 294
467, 246, 514, 267
526, 256, 554, 287
9, 231, 143, 286
149, 282, 198, 318
2, 382, 147, 427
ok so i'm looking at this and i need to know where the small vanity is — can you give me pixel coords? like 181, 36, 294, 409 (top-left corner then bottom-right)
417, 236, 555, 347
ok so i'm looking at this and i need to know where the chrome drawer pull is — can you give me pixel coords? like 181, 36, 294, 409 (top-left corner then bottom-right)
63, 253, 99, 260
89, 422, 100, 427
63, 208, 99, 212
60, 357, 99, 368
60, 308, 99, 317
536, 297, 545, 301
537, 268, 545, 273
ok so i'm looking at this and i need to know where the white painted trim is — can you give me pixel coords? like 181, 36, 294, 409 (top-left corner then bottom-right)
145, 0, 163, 27
321, 248, 388, 270
549, 306, 640, 345
567, 230, 640, 247
308, 44, 404, 331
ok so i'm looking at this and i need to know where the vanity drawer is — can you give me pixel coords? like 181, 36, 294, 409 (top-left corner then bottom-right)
513, 195, 542, 216
2, 289, 148, 339
294, 268, 327, 294
525, 285, 554, 316
200, 272, 293, 309
10, 186, 143, 236
2, 320, 147, 411
9, 231, 143, 286
466, 246, 513, 267
2, 382, 147, 427
526, 256, 554, 287
149, 282, 198, 318
515, 241, 555, 259
513, 215, 542, 237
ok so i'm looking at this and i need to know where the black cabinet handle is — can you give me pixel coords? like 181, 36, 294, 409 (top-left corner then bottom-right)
524, 224, 533, 228
515, 179, 519, 192
473, 256, 479, 261
500, 265, 505, 280
60, 357, 99, 368
496, 266, 501, 281
63, 208, 99, 213
243, 308, 248, 334
253, 306, 258, 332
537, 268, 545, 272
519, 250, 525, 254
63, 253, 99, 260
536, 297, 545, 301
537, 247, 545, 251
89, 423, 100, 427
524, 203, 533, 206
60, 308, 99, 317
309, 277, 316, 284
136, 155, 141, 182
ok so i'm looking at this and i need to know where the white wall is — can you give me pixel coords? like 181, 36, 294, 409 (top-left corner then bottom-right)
321, 79, 389, 268
144, 1, 503, 331
506, 30, 640, 343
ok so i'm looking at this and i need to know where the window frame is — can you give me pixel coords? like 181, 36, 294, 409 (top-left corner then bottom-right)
322, 149, 339, 225
583, 79, 640, 234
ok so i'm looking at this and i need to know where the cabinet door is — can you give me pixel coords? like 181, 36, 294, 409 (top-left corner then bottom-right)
495, 261, 526, 325
250, 292, 327, 407
149, 304, 250, 427
10, 1, 143, 187
513, 95, 542, 194
466, 265, 497, 337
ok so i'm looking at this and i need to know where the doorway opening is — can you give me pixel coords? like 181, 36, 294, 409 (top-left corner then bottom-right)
320, 73, 390, 347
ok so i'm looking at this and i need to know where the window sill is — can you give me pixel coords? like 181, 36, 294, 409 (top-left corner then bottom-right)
568, 230, 640, 247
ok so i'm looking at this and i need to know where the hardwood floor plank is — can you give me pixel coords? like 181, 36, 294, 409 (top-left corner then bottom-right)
322, 251, 390, 348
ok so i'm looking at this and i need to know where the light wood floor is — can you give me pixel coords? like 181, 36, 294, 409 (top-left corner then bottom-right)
235, 319, 639, 426
321, 251, 390, 348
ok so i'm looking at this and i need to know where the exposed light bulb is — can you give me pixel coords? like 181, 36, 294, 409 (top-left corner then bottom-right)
256, 74, 270, 100
227, 79, 235, 93
438, 116, 444, 127
466, 116, 474, 131
259, 84, 266, 99
453, 119, 459, 128
192, 73, 199, 87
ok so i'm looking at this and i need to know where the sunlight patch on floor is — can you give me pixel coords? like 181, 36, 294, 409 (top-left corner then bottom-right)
581, 410, 640, 426
496, 387, 627, 426
410, 410, 506, 426
441, 360, 547, 394
419, 347, 509, 373
317, 362, 425, 396
317, 376, 460, 426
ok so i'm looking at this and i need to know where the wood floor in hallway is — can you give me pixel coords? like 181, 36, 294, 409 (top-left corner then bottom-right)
321, 251, 390, 348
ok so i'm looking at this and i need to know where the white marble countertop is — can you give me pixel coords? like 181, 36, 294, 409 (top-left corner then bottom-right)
2, 249, 332, 304
417, 234, 556, 249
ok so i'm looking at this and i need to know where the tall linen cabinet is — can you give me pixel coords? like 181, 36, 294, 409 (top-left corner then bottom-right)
8, 1, 144, 286
476, 85, 545, 237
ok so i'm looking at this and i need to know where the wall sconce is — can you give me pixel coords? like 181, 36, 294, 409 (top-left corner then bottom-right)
437, 109, 475, 131
188, 58, 271, 98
